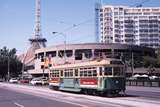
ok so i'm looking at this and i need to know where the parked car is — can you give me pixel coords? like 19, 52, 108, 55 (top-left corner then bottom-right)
30, 78, 48, 85
19, 78, 30, 84
9, 78, 19, 83
149, 76, 159, 80
41, 78, 48, 85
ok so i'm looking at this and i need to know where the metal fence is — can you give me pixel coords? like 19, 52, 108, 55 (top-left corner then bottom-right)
126, 79, 160, 87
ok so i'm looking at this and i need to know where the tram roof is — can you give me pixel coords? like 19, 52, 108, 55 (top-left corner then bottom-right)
51, 58, 121, 69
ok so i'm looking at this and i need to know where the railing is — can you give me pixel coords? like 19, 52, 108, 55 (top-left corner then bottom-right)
126, 79, 160, 87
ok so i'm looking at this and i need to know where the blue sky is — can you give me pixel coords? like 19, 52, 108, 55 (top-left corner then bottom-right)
0, 0, 160, 54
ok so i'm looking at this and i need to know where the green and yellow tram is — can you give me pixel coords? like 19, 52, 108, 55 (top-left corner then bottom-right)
49, 58, 126, 96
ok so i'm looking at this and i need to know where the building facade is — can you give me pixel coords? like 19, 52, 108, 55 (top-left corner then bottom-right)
27, 43, 155, 77
99, 5, 160, 48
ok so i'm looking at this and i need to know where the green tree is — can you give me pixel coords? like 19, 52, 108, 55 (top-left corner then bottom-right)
143, 56, 157, 75
143, 56, 157, 67
156, 48, 160, 67
0, 46, 22, 79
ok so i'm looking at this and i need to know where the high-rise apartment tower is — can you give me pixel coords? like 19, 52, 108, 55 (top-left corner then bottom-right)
99, 5, 160, 48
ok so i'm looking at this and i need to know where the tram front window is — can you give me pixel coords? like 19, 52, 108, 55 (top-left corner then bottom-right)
104, 67, 112, 76
113, 67, 123, 76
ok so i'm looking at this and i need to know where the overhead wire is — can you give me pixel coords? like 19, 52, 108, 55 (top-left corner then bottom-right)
47, 19, 93, 39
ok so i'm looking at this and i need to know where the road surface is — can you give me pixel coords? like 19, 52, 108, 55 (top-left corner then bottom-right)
0, 83, 160, 107
126, 86, 160, 100
0, 86, 80, 107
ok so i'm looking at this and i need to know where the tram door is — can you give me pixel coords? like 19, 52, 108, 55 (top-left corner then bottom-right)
98, 67, 103, 89
62, 70, 75, 88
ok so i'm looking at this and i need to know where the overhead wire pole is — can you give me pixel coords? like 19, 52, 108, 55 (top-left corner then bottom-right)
52, 32, 67, 64
129, 0, 150, 77
7, 55, 10, 81
50, 19, 93, 64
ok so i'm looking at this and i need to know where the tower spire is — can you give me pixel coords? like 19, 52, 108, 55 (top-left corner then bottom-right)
35, 0, 41, 38
29, 0, 47, 49
20, 0, 46, 73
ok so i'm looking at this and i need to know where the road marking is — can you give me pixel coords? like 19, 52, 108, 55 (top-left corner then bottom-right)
1, 83, 159, 107
14, 102, 24, 107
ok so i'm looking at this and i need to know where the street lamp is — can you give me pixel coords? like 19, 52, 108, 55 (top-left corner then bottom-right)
52, 32, 67, 63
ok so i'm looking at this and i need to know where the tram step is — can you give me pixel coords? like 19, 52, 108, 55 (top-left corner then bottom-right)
59, 87, 81, 92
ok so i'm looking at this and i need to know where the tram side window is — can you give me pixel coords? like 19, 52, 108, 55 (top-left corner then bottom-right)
56, 71, 59, 77
104, 67, 112, 75
56, 72, 59, 77
64, 72, 68, 77
75, 69, 78, 76
88, 71, 92, 76
79, 67, 97, 77
51, 70, 59, 77
93, 70, 97, 76
80, 71, 83, 77
61, 70, 63, 77
84, 71, 87, 76
70, 72, 73, 77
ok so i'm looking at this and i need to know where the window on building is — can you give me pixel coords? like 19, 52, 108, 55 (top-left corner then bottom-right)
46, 51, 56, 57
75, 49, 92, 60
66, 50, 73, 57
38, 52, 44, 59
58, 50, 64, 58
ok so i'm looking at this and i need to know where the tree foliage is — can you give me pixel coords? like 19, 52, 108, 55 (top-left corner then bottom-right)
156, 48, 160, 66
0, 46, 22, 79
142, 48, 160, 75
143, 56, 157, 68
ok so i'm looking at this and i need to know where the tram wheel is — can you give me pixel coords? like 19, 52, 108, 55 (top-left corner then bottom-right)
81, 89, 88, 95
98, 91, 105, 97
92, 90, 97, 96
106, 91, 114, 97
